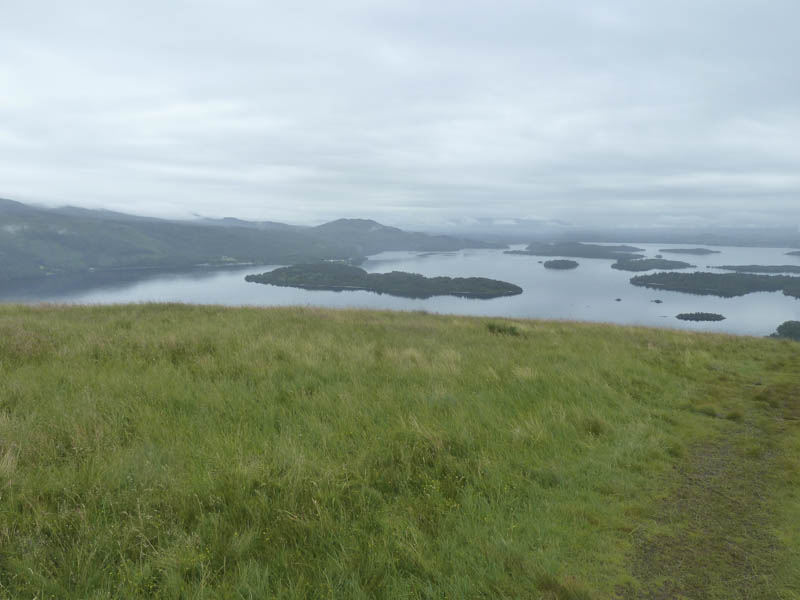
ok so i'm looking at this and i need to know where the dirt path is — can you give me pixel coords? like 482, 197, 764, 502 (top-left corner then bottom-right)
620, 379, 799, 599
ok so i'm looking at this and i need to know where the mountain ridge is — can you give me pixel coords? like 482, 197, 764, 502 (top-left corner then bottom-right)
0, 198, 502, 282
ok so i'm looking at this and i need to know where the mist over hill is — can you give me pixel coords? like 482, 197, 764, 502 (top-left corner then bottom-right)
424, 218, 800, 248
0, 198, 499, 283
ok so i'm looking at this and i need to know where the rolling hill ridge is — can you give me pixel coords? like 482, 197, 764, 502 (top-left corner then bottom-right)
0, 198, 500, 282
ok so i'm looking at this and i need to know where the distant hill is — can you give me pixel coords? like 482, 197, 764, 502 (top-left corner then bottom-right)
312, 219, 502, 255
556, 227, 800, 248
0, 199, 499, 282
0, 197, 39, 216
427, 220, 800, 248
49, 205, 165, 223
193, 216, 305, 231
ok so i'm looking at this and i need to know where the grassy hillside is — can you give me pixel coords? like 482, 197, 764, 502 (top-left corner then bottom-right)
0, 305, 798, 599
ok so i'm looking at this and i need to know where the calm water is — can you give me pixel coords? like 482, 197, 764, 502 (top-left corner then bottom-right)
2, 243, 799, 336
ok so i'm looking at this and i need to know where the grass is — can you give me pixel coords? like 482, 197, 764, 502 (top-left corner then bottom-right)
0, 304, 797, 598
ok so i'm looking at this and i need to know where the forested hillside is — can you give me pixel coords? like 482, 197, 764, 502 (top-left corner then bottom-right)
0, 199, 497, 282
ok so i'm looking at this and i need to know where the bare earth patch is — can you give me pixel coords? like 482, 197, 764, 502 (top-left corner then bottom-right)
621, 380, 799, 599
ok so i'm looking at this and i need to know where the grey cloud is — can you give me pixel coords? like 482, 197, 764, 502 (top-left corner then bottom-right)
0, 0, 798, 227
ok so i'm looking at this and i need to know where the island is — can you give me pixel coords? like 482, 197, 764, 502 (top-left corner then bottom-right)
629, 271, 800, 299
543, 259, 579, 270
786, 251, 800, 256
715, 265, 800, 274
659, 248, 721, 255
505, 242, 643, 260
770, 321, 800, 341
245, 263, 523, 299
611, 258, 695, 272
676, 312, 726, 322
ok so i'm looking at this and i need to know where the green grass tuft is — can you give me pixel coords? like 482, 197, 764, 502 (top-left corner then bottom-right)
486, 322, 521, 336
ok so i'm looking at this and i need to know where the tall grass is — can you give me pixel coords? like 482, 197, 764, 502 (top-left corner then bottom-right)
0, 304, 796, 598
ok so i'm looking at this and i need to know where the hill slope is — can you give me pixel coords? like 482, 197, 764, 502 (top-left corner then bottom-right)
312, 218, 499, 255
0, 199, 498, 282
0, 305, 797, 598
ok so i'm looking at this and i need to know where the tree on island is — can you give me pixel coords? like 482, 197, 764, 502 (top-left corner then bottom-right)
771, 321, 800, 341
505, 242, 643, 260
659, 248, 720, 255
611, 258, 694, 272
676, 312, 726, 322
630, 271, 800, 298
245, 263, 523, 299
543, 260, 579, 270
715, 265, 800, 274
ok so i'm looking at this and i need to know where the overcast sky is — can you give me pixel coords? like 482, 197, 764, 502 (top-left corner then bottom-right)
1, 0, 799, 228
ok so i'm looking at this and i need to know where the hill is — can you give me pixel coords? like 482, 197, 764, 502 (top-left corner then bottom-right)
312, 218, 502, 255
0, 199, 498, 283
0, 304, 797, 598
190, 216, 304, 231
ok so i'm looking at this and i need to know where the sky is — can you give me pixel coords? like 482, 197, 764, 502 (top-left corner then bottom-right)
1, 0, 799, 229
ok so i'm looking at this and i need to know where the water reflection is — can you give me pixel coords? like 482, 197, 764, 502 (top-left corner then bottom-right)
1, 243, 798, 336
